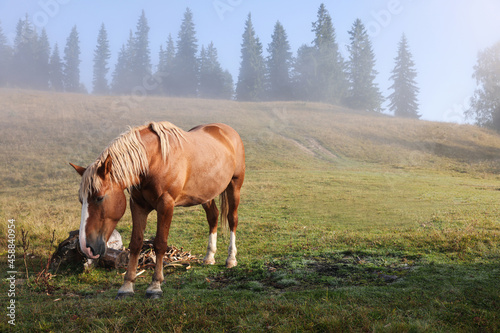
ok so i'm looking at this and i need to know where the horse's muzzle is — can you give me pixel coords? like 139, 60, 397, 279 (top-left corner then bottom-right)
86, 237, 106, 259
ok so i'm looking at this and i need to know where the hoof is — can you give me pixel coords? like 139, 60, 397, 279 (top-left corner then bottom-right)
226, 259, 237, 268
203, 259, 215, 265
115, 292, 134, 300
145, 291, 162, 300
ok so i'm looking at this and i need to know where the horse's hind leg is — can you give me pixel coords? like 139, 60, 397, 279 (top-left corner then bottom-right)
226, 177, 243, 268
202, 199, 219, 265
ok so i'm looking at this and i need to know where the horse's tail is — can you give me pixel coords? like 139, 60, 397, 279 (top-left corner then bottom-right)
219, 190, 229, 233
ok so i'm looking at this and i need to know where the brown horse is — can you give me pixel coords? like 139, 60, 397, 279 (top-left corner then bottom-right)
70, 122, 245, 299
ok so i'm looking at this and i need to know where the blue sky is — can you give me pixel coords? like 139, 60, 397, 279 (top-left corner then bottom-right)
1, 0, 500, 122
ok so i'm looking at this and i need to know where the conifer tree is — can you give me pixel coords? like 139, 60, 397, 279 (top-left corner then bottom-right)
267, 21, 293, 100
173, 8, 198, 96
63, 25, 81, 92
112, 31, 134, 94
110, 11, 150, 95
34, 28, 50, 90
49, 43, 64, 91
156, 44, 166, 94
165, 34, 176, 73
221, 69, 234, 100
346, 19, 383, 112
93, 23, 111, 94
156, 34, 176, 95
0, 21, 12, 86
199, 42, 231, 99
293, 44, 316, 101
388, 34, 420, 118
311, 3, 347, 104
236, 13, 266, 101
130, 10, 151, 88
13, 15, 37, 88
198, 45, 210, 97
158, 45, 166, 73
112, 44, 129, 94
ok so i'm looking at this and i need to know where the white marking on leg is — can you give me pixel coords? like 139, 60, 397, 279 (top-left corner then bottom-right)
228, 231, 237, 258
79, 198, 98, 259
203, 232, 217, 264
226, 231, 237, 268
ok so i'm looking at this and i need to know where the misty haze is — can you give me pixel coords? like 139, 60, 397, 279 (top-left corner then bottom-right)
1, 1, 499, 331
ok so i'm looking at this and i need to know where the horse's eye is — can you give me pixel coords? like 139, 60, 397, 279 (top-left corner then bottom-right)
95, 196, 105, 203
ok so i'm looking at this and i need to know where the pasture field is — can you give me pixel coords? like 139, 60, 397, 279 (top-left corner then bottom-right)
0, 89, 499, 332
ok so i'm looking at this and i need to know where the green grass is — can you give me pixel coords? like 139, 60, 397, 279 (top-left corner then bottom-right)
0, 89, 499, 332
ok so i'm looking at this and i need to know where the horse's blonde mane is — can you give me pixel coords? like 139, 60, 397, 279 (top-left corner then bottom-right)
79, 121, 185, 200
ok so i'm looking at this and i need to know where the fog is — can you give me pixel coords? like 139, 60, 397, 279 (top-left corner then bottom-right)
1, 0, 500, 122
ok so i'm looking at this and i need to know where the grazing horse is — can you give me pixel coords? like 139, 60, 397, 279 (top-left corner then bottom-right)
70, 122, 245, 299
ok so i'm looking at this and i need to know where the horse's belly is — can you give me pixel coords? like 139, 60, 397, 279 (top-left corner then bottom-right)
174, 157, 234, 207
174, 177, 231, 207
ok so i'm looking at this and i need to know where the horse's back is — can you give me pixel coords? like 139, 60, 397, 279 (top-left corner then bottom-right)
188, 123, 245, 168
189, 123, 241, 144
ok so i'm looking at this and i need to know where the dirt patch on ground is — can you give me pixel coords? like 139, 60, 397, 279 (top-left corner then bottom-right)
206, 252, 419, 292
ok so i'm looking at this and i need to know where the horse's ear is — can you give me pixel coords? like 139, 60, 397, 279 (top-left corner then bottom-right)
69, 163, 86, 177
97, 155, 112, 179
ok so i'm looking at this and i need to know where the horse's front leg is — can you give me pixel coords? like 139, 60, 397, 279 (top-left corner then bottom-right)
116, 199, 150, 299
146, 195, 174, 299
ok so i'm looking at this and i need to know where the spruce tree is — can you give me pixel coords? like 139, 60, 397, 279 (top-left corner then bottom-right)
199, 42, 230, 99
0, 21, 12, 86
173, 8, 198, 96
111, 31, 134, 94
156, 44, 166, 94
112, 44, 129, 94
110, 11, 150, 95
236, 13, 266, 101
209, 43, 233, 99
63, 25, 81, 92
13, 15, 37, 88
93, 23, 111, 94
267, 21, 293, 101
221, 69, 234, 100
49, 43, 64, 91
388, 34, 420, 118
311, 4, 347, 104
293, 44, 316, 101
198, 45, 210, 97
130, 10, 151, 88
346, 19, 383, 112
34, 28, 50, 90
156, 34, 176, 95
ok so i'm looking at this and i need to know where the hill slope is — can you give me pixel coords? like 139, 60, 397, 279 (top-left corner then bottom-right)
1, 89, 500, 184
2, 89, 500, 239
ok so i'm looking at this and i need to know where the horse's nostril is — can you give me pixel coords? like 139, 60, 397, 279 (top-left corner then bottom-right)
87, 239, 106, 257
87, 243, 97, 256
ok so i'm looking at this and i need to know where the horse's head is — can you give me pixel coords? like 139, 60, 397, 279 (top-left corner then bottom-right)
70, 155, 126, 259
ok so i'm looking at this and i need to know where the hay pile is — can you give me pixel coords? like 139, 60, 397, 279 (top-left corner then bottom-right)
50, 231, 199, 272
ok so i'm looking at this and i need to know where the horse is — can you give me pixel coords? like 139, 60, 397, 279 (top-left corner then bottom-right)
70, 121, 245, 299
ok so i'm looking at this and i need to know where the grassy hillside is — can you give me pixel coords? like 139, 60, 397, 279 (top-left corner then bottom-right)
2, 88, 500, 179
1, 89, 499, 332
